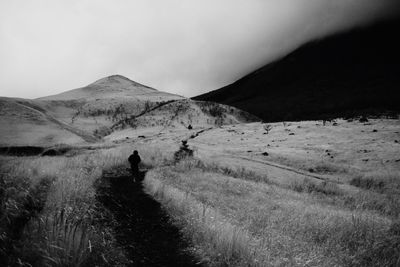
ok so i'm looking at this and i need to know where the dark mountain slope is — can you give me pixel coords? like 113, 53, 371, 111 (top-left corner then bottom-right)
194, 19, 400, 121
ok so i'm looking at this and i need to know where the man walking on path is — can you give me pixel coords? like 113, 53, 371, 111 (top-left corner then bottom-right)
128, 150, 141, 182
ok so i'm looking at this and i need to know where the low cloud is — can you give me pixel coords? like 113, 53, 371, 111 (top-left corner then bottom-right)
0, 0, 398, 98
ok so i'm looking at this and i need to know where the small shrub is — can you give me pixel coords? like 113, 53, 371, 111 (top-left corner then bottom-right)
350, 176, 385, 191
359, 116, 369, 123
173, 141, 193, 162
93, 126, 112, 138
263, 124, 272, 134
313, 162, 346, 174
209, 105, 224, 118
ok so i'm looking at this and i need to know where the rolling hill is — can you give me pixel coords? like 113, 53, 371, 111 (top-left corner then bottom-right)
38, 75, 180, 101
0, 75, 259, 146
194, 19, 400, 122
111, 99, 259, 130
35, 75, 186, 137
0, 97, 87, 146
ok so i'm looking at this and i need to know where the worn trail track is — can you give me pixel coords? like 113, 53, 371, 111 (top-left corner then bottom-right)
96, 170, 202, 266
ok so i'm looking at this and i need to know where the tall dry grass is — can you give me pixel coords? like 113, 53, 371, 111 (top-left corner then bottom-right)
2, 141, 398, 266
288, 172, 400, 218
144, 158, 400, 267
0, 145, 163, 266
144, 176, 261, 266
0, 143, 176, 266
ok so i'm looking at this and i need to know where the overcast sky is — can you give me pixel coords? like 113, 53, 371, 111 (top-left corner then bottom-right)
0, 0, 399, 99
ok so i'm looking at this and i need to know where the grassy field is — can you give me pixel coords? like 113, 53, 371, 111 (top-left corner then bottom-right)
144, 157, 400, 266
1, 119, 399, 266
191, 119, 400, 183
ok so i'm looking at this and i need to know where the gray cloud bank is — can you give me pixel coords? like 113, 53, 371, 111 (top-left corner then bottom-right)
0, 0, 399, 98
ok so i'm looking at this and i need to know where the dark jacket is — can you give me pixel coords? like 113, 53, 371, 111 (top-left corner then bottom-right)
128, 154, 141, 166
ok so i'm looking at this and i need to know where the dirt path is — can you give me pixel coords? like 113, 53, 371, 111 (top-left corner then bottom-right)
96, 170, 203, 266
227, 154, 343, 183
190, 139, 344, 183
189, 140, 363, 194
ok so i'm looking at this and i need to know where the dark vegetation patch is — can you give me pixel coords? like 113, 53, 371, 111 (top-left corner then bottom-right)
174, 141, 194, 162
310, 162, 347, 175
111, 100, 177, 130
196, 101, 225, 119
0, 174, 54, 265
195, 101, 259, 123
41, 146, 72, 156
290, 179, 342, 196
350, 176, 386, 191
0, 146, 45, 156
359, 116, 369, 123
93, 126, 112, 138
0, 145, 101, 157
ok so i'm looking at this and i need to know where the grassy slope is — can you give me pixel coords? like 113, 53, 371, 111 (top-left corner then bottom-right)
140, 119, 400, 266
1, 119, 399, 266
193, 19, 400, 122
0, 97, 258, 146
0, 98, 85, 146
190, 119, 400, 183
145, 158, 400, 266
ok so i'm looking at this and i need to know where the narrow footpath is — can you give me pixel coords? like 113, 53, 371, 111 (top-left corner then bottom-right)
96, 170, 202, 266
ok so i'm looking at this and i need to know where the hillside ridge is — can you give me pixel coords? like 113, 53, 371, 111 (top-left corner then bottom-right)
1, 75, 258, 146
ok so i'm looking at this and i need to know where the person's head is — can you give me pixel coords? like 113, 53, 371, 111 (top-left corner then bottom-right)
133, 150, 138, 155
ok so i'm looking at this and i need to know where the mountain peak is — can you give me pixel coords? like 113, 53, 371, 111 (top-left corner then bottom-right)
91, 74, 150, 88
37, 74, 163, 101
